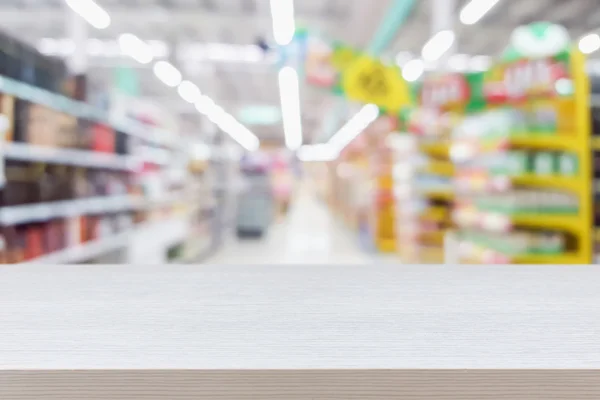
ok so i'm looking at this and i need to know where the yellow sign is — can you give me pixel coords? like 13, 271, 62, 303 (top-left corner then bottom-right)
341, 56, 411, 112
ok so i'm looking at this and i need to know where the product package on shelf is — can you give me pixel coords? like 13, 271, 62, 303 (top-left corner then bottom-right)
450, 23, 592, 264
0, 31, 192, 264
398, 70, 478, 263
389, 134, 418, 262
589, 76, 600, 263
365, 115, 397, 253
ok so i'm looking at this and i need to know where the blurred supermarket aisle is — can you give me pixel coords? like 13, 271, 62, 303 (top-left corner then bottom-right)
207, 189, 373, 265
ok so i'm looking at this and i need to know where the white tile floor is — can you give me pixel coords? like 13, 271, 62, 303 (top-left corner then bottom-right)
208, 191, 374, 264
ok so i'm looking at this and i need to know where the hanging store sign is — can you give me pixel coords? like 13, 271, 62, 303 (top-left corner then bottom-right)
297, 30, 412, 112
415, 71, 486, 113
419, 74, 471, 109
484, 57, 571, 102
341, 55, 410, 112
484, 22, 573, 102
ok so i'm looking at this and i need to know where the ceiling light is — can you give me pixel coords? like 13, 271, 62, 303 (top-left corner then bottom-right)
118, 33, 153, 64
199, 101, 260, 151
402, 59, 425, 82
64, 0, 110, 29
278, 66, 303, 150
210, 105, 229, 122
328, 104, 379, 152
195, 95, 217, 114
269, 0, 296, 46
469, 55, 492, 71
422, 30, 455, 62
579, 33, 600, 54
222, 121, 260, 152
177, 80, 201, 103
460, 0, 501, 25
153, 61, 182, 87
297, 144, 339, 162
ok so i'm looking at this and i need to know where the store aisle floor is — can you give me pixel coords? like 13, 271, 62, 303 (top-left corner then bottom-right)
208, 192, 373, 264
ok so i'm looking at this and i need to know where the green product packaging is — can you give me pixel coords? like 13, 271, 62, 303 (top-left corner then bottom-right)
508, 109, 528, 136
533, 102, 558, 134
505, 151, 530, 176
533, 152, 557, 175
558, 153, 579, 176
534, 233, 564, 255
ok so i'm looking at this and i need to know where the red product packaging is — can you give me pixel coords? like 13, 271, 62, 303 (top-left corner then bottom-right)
25, 225, 44, 260
91, 123, 115, 153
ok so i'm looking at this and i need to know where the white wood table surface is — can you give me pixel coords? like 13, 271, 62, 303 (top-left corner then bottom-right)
0, 264, 599, 369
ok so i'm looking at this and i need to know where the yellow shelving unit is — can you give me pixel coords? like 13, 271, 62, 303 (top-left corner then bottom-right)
423, 190, 454, 202
508, 135, 581, 152
420, 206, 448, 223
414, 144, 455, 263
421, 160, 455, 177
510, 214, 580, 233
419, 142, 450, 159
511, 174, 580, 193
453, 48, 592, 264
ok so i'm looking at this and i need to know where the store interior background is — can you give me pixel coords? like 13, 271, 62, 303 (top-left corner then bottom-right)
1, 0, 600, 265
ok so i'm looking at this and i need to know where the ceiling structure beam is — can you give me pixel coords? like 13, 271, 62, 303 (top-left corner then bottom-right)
0, 7, 335, 34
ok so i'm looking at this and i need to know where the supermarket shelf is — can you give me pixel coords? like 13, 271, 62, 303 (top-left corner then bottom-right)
420, 206, 448, 222
0, 193, 201, 226
3, 142, 137, 170
422, 160, 455, 177
418, 142, 450, 159
376, 238, 396, 253
423, 189, 454, 201
0, 195, 138, 225
0, 74, 177, 148
459, 240, 583, 264
454, 209, 580, 234
511, 252, 584, 264
20, 230, 132, 264
511, 174, 580, 193
510, 213, 581, 233
417, 246, 445, 263
418, 230, 445, 245
508, 135, 579, 152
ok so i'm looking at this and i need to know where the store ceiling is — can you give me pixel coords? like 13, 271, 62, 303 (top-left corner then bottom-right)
1, 0, 600, 145
389, 0, 600, 71
0, 0, 391, 144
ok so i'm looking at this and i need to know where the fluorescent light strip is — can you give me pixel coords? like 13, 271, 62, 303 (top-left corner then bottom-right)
269, 0, 296, 46
64, 0, 110, 29
297, 144, 338, 162
177, 80, 201, 103
422, 30, 455, 62
579, 33, 600, 54
328, 104, 379, 152
460, 0, 501, 25
194, 97, 259, 151
278, 67, 303, 150
118, 33, 153, 64
153, 61, 182, 87
402, 59, 425, 82
63, 0, 260, 152
195, 95, 217, 114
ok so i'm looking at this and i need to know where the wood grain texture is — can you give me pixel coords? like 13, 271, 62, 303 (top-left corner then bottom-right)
0, 265, 599, 369
1, 370, 600, 399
